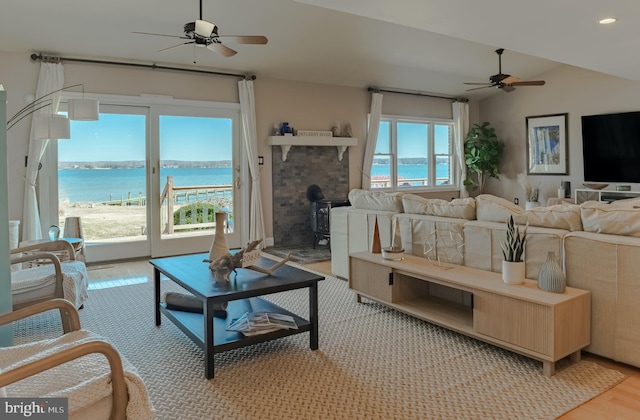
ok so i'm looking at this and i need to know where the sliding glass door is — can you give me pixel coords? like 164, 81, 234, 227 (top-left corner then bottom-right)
149, 107, 242, 257
48, 94, 245, 262
56, 104, 151, 261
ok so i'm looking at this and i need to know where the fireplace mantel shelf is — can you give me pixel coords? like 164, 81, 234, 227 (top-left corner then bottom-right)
267, 136, 358, 161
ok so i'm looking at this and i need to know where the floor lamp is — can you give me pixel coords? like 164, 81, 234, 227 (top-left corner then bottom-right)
6, 83, 99, 138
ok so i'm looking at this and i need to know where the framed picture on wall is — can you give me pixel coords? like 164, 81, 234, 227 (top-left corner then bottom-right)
526, 113, 568, 175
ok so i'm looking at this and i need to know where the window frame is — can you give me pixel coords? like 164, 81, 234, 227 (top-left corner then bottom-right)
40, 92, 248, 261
372, 114, 457, 192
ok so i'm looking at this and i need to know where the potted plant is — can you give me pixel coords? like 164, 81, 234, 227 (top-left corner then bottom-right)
500, 215, 527, 284
464, 122, 505, 194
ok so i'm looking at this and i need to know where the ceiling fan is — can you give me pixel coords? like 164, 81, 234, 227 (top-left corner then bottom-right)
464, 48, 545, 93
132, 0, 268, 58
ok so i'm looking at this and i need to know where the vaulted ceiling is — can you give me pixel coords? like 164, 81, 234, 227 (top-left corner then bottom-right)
0, 0, 637, 99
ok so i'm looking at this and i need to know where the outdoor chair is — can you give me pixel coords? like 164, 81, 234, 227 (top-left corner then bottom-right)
0, 299, 154, 419
10, 240, 89, 310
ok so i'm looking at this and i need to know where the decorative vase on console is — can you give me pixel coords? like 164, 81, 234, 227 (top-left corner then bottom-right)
500, 215, 527, 284
537, 251, 566, 293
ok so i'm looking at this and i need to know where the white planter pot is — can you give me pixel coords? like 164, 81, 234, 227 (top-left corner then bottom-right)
525, 201, 540, 210
502, 260, 525, 284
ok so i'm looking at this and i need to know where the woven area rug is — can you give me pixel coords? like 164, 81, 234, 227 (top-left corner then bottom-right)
14, 264, 626, 420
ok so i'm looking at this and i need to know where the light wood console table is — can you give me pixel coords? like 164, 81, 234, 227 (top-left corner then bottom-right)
349, 252, 591, 376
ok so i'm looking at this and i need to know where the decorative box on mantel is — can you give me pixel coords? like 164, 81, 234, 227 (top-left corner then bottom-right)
267, 136, 358, 161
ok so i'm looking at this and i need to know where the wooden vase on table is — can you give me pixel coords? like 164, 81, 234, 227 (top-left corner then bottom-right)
208, 212, 229, 262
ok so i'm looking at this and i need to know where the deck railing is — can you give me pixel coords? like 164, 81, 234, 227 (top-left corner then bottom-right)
160, 175, 233, 234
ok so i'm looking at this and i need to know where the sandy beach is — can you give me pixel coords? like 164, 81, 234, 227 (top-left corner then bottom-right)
61, 204, 148, 240
59, 190, 233, 241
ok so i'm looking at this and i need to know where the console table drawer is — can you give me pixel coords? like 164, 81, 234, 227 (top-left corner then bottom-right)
474, 291, 551, 355
349, 258, 394, 302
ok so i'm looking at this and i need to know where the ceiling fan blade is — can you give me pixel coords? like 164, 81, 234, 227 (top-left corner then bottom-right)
218, 35, 268, 45
465, 86, 494, 92
158, 41, 194, 52
207, 42, 238, 57
464, 82, 493, 86
501, 76, 520, 85
500, 84, 516, 93
132, 31, 187, 39
510, 80, 546, 86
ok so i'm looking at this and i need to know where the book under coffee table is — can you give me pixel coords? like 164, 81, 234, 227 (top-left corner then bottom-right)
150, 253, 324, 379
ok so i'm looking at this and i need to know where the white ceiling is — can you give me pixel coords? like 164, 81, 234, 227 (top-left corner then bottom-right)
0, 0, 637, 100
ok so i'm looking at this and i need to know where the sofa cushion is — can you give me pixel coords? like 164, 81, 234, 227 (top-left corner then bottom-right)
610, 197, 640, 208
581, 201, 640, 237
348, 189, 404, 212
475, 194, 522, 223
521, 204, 583, 231
395, 213, 467, 264
402, 194, 476, 220
475, 194, 582, 231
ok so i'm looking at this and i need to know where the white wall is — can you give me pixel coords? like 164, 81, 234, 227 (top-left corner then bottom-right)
479, 64, 640, 204
1, 51, 478, 246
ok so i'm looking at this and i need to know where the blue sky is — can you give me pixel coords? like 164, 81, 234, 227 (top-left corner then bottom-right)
377, 121, 451, 158
59, 114, 233, 162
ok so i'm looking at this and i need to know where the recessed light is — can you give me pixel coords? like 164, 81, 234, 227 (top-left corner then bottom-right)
598, 17, 617, 24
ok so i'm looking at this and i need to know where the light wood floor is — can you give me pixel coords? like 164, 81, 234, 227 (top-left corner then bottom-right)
86, 257, 640, 419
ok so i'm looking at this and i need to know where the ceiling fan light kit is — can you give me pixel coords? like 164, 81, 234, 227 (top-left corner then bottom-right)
193, 19, 216, 37
464, 48, 545, 93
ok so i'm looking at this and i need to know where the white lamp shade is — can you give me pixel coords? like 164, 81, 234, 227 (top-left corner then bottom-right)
33, 114, 70, 139
67, 98, 99, 121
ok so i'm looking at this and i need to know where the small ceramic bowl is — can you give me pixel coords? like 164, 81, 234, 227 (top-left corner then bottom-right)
382, 247, 405, 260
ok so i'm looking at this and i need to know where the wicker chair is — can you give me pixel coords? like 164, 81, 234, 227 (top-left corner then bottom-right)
0, 299, 154, 419
10, 240, 89, 310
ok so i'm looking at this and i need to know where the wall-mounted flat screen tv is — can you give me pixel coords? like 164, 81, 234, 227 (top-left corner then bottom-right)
581, 111, 640, 183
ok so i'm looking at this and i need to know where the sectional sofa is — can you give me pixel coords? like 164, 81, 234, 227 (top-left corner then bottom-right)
330, 190, 640, 368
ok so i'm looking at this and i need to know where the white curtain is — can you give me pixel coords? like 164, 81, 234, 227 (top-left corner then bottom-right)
238, 79, 266, 243
22, 62, 65, 241
452, 101, 469, 198
361, 92, 383, 190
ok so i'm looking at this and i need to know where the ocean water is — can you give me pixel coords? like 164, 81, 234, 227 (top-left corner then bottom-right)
59, 164, 451, 204
372, 163, 451, 185
59, 167, 233, 204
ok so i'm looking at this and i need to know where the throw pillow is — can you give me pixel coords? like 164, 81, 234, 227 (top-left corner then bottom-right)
402, 194, 476, 219
348, 189, 405, 212
476, 194, 582, 230
581, 201, 640, 237
475, 194, 522, 222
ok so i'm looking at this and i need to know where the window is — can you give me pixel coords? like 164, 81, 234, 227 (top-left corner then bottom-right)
371, 116, 455, 190
48, 93, 245, 261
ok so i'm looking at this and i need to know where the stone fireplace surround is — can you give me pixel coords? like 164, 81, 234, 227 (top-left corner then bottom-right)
271, 145, 349, 247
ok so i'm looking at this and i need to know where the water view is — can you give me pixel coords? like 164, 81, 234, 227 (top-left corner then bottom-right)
59, 166, 233, 204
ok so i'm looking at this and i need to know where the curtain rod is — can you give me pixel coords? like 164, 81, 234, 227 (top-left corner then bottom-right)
30, 53, 255, 80
368, 86, 467, 102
